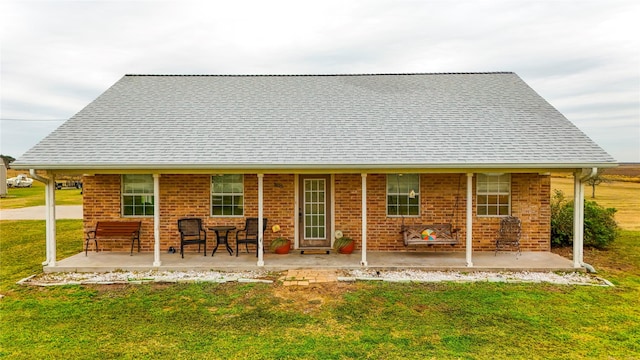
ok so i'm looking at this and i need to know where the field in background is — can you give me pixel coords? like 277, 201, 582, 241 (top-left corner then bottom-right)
602, 163, 640, 183
551, 174, 640, 231
551, 177, 640, 231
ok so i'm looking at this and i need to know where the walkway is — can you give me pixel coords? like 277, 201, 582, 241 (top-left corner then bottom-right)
0, 205, 83, 220
280, 269, 339, 286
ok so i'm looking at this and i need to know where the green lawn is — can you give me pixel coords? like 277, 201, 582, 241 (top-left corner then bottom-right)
1, 178, 638, 358
0, 181, 83, 209
1, 220, 639, 359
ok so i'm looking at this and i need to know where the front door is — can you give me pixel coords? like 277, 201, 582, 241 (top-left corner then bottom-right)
299, 175, 331, 248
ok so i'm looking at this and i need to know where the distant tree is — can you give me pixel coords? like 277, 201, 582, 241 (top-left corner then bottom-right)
585, 170, 610, 198
0, 155, 15, 167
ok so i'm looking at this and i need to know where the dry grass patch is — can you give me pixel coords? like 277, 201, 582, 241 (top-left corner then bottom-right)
552, 177, 640, 230
272, 281, 354, 313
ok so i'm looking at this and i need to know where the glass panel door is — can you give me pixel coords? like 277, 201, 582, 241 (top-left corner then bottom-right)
299, 175, 331, 248
304, 179, 326, 239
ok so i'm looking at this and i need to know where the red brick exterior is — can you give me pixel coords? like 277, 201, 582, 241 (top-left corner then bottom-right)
82, 173, 550, 253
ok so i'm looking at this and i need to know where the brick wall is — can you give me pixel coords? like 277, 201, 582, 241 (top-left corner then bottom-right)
82, 172, 550, 253
335, 173, 467, 252
334, 173, 550, 252
83, 174, 296, 253
83, 174, 152, 252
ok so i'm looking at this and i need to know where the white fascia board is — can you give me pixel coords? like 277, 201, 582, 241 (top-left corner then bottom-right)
13, 162, 618, 174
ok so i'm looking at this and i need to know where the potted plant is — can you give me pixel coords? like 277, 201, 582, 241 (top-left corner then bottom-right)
270, 237, 291, 254
333, 230, 355, 254
269, 224, 291, 254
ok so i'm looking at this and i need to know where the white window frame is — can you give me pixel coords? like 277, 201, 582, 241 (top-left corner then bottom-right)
122, 174, 154, 217
386, 174, 420, 217
476, 173, 511, 217
211, 174, 244, 217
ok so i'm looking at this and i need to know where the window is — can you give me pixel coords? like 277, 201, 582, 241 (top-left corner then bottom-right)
211, 174, 244, 216
476, 173, 511, 216
122, 174, 154, 216
387, 174, 420, 216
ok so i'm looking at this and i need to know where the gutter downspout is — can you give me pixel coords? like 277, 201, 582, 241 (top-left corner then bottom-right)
29, 169, 56, 266
574, 167, 598, 273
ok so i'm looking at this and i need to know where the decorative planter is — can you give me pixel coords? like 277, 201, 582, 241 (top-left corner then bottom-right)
273, 240, 291, 254
338, 241, 355, 254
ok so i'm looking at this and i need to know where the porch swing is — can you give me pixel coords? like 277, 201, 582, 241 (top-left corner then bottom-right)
401, 174, 462, 247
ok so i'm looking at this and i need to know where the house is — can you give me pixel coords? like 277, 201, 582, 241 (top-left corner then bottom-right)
12, 73, 616, 270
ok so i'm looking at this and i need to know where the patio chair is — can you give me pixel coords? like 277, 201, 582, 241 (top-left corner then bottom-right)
495, 216, 521, 257
177, 217, 207, 258
236, 217, 267, 257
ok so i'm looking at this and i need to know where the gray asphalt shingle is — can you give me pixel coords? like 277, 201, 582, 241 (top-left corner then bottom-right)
14, 73, 615, 170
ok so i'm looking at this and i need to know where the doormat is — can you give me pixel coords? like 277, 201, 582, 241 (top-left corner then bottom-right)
300, 249, 331, 255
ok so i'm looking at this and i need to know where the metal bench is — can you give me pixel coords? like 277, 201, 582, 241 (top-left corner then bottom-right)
402, 223, 459, 246
85, 221, 142, 256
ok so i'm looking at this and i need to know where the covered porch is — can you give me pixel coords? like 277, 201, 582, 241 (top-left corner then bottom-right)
34, 169, 595, 273
45, 250, 577, 273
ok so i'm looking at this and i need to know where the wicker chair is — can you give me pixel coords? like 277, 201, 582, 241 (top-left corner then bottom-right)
236, 218, 267, 257
495, 216, 521, 257
177, 218, 207, 258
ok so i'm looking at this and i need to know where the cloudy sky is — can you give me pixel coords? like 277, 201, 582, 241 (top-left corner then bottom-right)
1, 0, 638, 162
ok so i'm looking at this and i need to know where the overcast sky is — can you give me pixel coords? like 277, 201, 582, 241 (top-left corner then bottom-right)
1, 0, 638, 162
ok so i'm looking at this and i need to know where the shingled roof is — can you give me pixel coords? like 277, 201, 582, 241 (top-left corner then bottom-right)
13, 73, 615, 170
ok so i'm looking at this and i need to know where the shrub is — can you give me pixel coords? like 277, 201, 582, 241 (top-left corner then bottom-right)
551, 190, 618, 249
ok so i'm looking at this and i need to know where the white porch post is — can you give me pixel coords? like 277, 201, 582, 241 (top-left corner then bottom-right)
153, 174, 161, 267
360, 173, 368, 267
30, 170, 55, 266
46, 175, 57, 266
466, 173, 474, 267
573, 171, 584, 268
257, 174, 265, 266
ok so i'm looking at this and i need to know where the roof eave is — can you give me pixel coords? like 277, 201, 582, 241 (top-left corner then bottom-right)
12, 161, 618, 172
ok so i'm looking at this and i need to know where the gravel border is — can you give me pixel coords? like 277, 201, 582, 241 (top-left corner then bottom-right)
17, 270, 273, 286
345, 269, 614, 286
17, 269, 613, 287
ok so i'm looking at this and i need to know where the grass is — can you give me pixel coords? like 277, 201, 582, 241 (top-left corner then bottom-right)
0, 176, 638, 358
1, 219, 639, 359
0, 180, 83, 209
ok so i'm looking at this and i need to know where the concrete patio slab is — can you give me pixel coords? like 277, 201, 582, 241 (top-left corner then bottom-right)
45, 250, 579, 273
